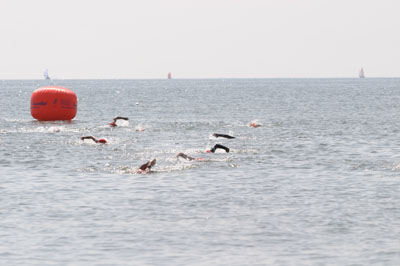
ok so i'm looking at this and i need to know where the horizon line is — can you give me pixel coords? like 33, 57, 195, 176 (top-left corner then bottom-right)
2, 76, 400, 81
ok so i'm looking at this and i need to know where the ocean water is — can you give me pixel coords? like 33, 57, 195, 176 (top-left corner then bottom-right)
0, 78, 399, 265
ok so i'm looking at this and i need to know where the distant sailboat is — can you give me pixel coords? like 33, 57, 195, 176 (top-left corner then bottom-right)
44, 69, 51, 80
168, 72, 172, 79
359, 68, 365, 78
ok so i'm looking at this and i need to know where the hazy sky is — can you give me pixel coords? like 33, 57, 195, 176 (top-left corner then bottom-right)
1, 0, 399, 79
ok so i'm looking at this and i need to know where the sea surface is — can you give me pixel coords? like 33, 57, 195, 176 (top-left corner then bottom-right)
0, 78, 399, 265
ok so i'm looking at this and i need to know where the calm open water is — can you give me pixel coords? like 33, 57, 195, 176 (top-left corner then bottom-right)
0, 78, 399, 265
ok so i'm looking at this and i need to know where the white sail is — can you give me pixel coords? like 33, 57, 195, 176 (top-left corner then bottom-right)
359, 68, 365, 78
44, 69, 50, 80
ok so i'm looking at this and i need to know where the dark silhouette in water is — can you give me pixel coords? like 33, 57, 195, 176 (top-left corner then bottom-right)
109, 116, 129, 127
213, 133, 235, 139
207, 144, 230, 153
176, 152, 206, 161
137, 159, 156, 173
81, 136, 107, 144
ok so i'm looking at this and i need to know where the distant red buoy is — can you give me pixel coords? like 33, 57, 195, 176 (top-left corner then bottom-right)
31, 86, 77, 121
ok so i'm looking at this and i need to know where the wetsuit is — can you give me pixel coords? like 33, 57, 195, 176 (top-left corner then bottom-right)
209, 144, 230, 153
139, 159, 156, 171
110, 116, 129, 127
213, 133, 235, 139
177, 153, 195, 161
81, 136, 107, 144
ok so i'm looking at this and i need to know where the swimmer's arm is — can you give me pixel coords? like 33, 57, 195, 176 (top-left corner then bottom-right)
138, 164, 147, 171
211, 144, 230, 153
176, 153, 195, 161
114, 116, 129, 121
139, 161, 151, 171
213, 133, 235, 139
81, 136, 98, 143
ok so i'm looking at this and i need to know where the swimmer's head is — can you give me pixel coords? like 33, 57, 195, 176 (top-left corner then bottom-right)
98, 138, 107, 144
250, 122, 260, 128
110, 121, 117, 127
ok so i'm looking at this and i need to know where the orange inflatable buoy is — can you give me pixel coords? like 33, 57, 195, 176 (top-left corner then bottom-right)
31, 86, 77, 121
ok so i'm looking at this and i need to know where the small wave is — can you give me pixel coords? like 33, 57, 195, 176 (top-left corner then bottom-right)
47, 126, 63, 133
117, 120, 129, 127
349, 159, 398, 173
231, 148, 259, 154
153, 164, 200, 173
134, 123, 147, 132
388, 161, 400, 172
16, 125, 81, 134
111, 166, 138, 175
2, 118, 31, 123
77, 167, 98, 173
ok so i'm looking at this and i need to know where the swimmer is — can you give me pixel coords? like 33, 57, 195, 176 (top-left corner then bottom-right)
81, 136, 107, 144
176, 152, 205, 161
206, 144, 230, 153
213, 133, 235, 139
137, 159, 156, 174
110, 116, 129, 127
249, 122, 261, 128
